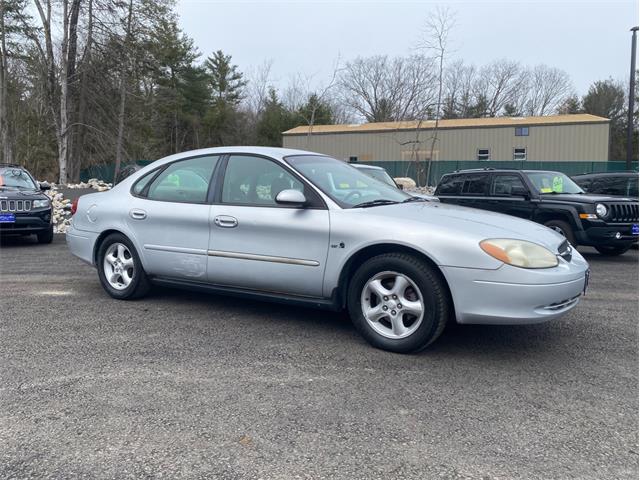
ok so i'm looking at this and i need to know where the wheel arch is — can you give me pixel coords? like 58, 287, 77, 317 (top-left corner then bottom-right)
534, 207, 582, 231
93, 229, 138, 265
336, 243, 453, 311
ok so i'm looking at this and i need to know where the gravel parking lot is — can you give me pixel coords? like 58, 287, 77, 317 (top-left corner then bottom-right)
1, 235, 638, 479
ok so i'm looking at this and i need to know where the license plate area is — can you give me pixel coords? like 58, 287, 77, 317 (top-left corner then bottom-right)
0, 213, 16, 223
632, 224, 639, 235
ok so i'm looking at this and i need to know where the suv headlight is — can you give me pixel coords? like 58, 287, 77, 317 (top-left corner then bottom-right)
32, 199, 50, 208
480, 239, 559, 269
595, 203, 607, 218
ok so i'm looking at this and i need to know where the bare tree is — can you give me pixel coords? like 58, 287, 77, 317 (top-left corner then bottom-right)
523, 64, 574, 116
474, 59, 526, 117
338, 54, 436, 123
418, 7, 455, 187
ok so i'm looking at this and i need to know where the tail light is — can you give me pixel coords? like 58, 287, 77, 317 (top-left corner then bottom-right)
71, 197, 78, 215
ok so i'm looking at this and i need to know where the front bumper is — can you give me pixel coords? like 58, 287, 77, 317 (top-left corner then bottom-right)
442, 254, 589, 325
576, 224, 638, 246
0, 209, 52, 234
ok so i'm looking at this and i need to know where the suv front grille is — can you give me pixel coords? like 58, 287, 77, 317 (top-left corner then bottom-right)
607, 203, 639, 223
0, 200, 32, 212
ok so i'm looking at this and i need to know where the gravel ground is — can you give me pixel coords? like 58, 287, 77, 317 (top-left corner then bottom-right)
0, 235, 638, 479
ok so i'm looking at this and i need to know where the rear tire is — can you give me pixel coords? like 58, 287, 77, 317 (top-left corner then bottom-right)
37, 226, 54, 244
347, 253, 450, 353
97, 233, 150, 299
594, 244, 632, 256
544, 219, 577, 246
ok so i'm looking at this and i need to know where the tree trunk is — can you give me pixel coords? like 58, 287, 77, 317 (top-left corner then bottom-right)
0, 0, 13, 163
114, 0, 133, 184
74, 0, 93, 182
65, 0, 82, 182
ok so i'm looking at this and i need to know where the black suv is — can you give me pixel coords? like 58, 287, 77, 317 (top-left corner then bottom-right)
0, 164, 54, 243
435, 168, 639, 256
572, 171, 638, 198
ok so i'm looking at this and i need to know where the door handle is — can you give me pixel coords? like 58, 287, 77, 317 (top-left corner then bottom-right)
214, 215, 238, 228
129, 208, 147, 220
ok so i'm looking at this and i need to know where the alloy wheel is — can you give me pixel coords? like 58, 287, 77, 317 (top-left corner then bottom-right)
360, 271, 425, 339
103, 242, 135, 290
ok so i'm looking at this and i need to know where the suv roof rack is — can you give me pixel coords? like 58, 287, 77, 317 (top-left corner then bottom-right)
451, 167, 524, 173
572, 170, 638, 176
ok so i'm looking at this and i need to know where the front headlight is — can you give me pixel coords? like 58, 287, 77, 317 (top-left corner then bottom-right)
595, 203, 607, 218
480, 239, 559, 269
32, 199, 50, 208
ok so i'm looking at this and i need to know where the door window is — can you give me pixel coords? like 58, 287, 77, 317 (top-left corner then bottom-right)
491, 175, 527, 196
146, 155, 219, 203
462, 174, 490, 195
222, 155, 304, 206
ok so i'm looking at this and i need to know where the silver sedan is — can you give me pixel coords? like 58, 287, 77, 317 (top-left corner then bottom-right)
67, 147, 589, 353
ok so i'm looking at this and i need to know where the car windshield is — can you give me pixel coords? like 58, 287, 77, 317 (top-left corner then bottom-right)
286, 155, 409, 207
358, 167, 397, 187
0, 167, 37, 189
525, 171, 583, 194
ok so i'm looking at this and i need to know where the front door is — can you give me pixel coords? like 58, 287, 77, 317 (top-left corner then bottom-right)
207, 154, 330, 297
485, 173, 535, 220
126, 154, 220, 280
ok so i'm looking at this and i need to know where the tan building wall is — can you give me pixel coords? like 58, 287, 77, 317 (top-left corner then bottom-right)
283, 122, 610, 162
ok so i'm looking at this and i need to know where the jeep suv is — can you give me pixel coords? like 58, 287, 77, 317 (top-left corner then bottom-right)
435, 169, 639, 256
0, 164, 54, 243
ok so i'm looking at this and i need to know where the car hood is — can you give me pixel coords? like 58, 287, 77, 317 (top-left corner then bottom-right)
0, 188, 48, 199
356, 201, 565, 251
539, 193, 637, 203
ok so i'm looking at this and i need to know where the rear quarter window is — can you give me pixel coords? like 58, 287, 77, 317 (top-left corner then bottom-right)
436, 175, 464, 195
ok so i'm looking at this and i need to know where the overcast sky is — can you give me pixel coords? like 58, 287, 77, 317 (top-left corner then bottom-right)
177, 0, 639, 98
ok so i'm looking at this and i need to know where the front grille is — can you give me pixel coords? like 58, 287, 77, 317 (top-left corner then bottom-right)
607, 203, 639, 223
0, 199, 31, 212
543, 294, 581, 311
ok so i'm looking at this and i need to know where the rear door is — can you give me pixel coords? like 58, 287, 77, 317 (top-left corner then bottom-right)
207, 154, 330, 297
459, 173, 490, 209
127, 154, 220, 279
486, 173, 535, 220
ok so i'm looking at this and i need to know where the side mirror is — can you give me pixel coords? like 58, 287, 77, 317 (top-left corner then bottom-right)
511, 186, 529, 198
39, 182, 51, 191
275, 189, 307, 206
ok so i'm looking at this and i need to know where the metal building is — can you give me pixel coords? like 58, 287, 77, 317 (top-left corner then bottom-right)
282, 114, 610, 162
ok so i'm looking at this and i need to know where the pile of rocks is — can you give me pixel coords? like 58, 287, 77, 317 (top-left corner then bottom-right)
65, 178, 112, 191
41, 179, 112, 233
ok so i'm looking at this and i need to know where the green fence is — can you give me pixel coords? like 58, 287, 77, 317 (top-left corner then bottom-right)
81, 160, 638, 185
357, 160, 639, 186
80, 161, 154, 183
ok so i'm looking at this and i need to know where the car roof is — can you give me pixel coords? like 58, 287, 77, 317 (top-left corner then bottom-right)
157, 146, 323, 164
572, 171, 638, 178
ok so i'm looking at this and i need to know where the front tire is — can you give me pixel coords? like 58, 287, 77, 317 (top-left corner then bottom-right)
347, 253, 450, 353
37, 226, 54, 244
97, 233, 150, 299
544, 219, 577, 246
594, 244, 632, 256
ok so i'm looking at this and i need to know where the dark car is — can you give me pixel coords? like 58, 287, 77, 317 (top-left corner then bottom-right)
435, 168, 639, 256
0, 164, 54, 243
572, 171, 638, 198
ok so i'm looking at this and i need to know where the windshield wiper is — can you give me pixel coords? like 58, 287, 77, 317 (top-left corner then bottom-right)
352, 199, 399, 208
402, 196, 429, 203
